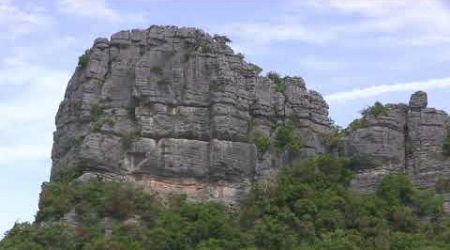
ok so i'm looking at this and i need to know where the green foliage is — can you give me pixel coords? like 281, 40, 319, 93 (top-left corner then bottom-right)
90, 104, 115, 131
51, 165, 82, 183
91, 103, 103, 121
248, 63, 262, 75
274, 82, 285, 93
267, 71, 286, 92
0, 222, 79, 250
128, 106, 137, 122
344, 102, 388, 135
435, 177, 450, 193
324, 130, 345, 151
183, 50, 191, 62
443, 134, 450, 156
36, 180, 158, 224
362, 101, 390, 117
2, 155, 450, 249
78, 50, 90, 68
72, 136, 85, 147
150, 66, 163, 75
121, 131, 140, 150
198, 44, 211, 53
275, 123, 302, 153
250, 130, 271, 154
346, 118, 369, 133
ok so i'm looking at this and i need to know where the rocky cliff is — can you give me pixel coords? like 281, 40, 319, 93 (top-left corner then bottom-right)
345, 91, 450, 191
51, 25, 450, 203
51, 25, 332, 204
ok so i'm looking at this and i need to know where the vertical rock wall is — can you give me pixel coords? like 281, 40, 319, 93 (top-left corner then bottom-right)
51, 26, 332, 203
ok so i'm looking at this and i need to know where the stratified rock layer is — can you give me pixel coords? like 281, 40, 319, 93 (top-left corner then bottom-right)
51, 26, 332, 203
345, 91, 450, 191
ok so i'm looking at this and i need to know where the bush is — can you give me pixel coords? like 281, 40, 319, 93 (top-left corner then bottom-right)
362, 101, 389, 117
248, 63, 263, 75
275, 82, 286, 93
78, 50, 90, 68
267, 71, 286, 92
346, 118, 369, 133
91, 104, 103, 121
275, 123, 302, 153
376, 175, 417, 206
121, 131, 140, 150
183, 50, 191, 62
150, 66, 163, 75
50, 165, 82, 183
198, 44, 211, 53
266, 71, 282, 84
251, 130, 271, 154
324, 131, 344, 151
435, 177, 450, 193
443, 135, 450, 156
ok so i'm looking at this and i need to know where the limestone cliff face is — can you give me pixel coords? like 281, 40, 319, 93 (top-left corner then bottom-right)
51, 25, 332, 203
345, 91, 450, 191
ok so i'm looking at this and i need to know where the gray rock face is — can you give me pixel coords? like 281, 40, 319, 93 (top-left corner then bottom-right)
345, 94, 450, 191
51, 25, 332, 203
409, 91, 428, 111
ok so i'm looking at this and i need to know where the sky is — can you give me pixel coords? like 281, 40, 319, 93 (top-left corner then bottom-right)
1, 0, 450, 236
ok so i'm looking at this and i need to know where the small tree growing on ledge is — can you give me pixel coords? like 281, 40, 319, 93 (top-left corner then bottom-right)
275, 123, 302, 153
248, 63, 263, 75
250, 130, 271, 154
344, 118, 369, 134
78, 50, 90, 68
267, 71, 286, 93
443, 134, 450, 157
362, 101, 389, 117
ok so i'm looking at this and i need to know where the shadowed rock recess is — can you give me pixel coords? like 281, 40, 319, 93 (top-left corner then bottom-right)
51, 25, 332, 204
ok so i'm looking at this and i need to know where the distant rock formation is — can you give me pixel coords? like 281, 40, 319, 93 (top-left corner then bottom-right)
345, 91, 450, 191
51, 25, 332, 204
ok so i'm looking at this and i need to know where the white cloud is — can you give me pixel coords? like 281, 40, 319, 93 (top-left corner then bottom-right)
225, 22, 334, 45
0, 51, 70, 165
57, 0, 118, 20
225, 0, 450, 51
307, 0, 412, 16
0, 0, 52, 38
57, 0, 148, 23
325, 77, 450, 103
0, 145, 50, 165
307, 0, 450, 46
299, 56, 346, 72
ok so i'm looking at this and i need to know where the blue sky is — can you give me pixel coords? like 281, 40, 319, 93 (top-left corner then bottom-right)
1, 0, 450, 236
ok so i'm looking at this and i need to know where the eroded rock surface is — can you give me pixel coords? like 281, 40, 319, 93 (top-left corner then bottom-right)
51, 25, 332, 203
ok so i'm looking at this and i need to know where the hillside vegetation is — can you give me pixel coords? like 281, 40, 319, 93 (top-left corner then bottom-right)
1, 155, 450, 250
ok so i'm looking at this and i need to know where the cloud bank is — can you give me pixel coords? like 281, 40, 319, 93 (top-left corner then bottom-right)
325, 77, 450, 103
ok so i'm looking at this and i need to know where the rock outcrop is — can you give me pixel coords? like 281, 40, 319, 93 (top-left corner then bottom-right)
51, 25, 450, 201
51, 25, 332, 204
345, 91, 450, 191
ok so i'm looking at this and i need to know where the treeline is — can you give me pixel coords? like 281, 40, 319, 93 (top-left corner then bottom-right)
1, 155, 450, 249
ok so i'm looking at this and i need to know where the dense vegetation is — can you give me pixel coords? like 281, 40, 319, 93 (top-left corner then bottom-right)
1, 155, 450, 250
